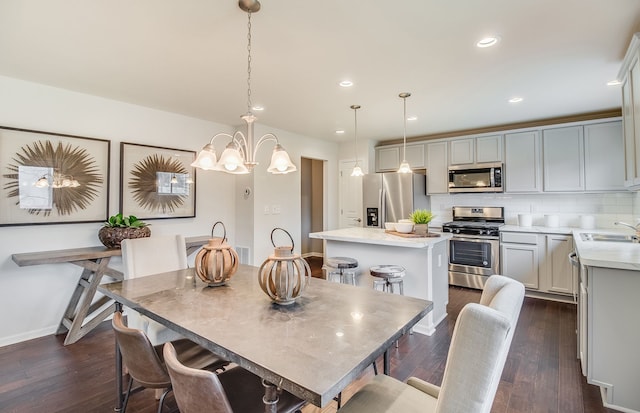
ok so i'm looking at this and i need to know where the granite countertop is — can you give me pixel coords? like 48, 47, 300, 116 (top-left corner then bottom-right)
572, 228, 640, 271
309, 227, 451, 249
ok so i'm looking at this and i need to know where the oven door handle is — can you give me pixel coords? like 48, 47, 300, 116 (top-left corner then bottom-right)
450, 234, 499, 242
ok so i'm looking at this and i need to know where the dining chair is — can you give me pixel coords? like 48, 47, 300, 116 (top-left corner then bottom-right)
121, 234, 188, 345
112, 311, 228, 413
163, 341, 307, 413
337, 274, 525, 413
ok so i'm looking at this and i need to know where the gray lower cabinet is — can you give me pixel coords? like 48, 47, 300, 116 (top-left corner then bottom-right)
582, 265, 640, 412
500, 232, 575, 296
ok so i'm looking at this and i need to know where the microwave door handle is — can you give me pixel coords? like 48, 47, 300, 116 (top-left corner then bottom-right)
490, 167, 495, 188
380, 188, 385, 227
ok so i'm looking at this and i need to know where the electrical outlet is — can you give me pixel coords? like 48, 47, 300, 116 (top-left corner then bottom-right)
272, 205, 281, 214
264, 205, 270, 215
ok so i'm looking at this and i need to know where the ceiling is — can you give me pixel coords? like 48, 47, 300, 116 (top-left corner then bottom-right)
1, 0, 639, 144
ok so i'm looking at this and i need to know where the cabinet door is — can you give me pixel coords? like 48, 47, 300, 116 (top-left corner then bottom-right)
450, 139, 474, 165
505, 131, 542, 192
632, 58, 640, 185
584, 122, 625, 191
543, 126, 584, 191
622, 76, 636, 187
545, 235, 574, 295
376, 146, 400, 172
426, 141, 448, 194
501, 243, 539, 289
405, 143, 426, 169
476, 135, 503, 163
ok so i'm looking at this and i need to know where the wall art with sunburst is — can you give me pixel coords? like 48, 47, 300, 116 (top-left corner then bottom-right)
0, 126, 110, 226
120, 142, 196, 220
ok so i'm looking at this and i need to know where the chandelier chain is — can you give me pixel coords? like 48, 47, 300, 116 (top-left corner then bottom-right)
247, 12, 252, 113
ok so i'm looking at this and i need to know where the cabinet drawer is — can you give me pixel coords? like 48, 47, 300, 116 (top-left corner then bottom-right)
500, 232, 538, 244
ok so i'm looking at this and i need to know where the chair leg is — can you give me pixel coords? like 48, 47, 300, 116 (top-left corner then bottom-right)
122, 376, 134, 413
335, 392, 342, 409
157, 387, 172, 413
372, 361, 378, 375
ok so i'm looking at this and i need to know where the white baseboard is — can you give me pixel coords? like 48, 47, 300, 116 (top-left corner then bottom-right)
0, 325, 58, 347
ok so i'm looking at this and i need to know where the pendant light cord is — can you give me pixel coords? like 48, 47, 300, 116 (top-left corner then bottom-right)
354, 107, 359, 164
246, 12, 252, 114
402, 95, 407, 161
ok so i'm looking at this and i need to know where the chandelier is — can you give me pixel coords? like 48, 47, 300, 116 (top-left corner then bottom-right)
191, 0, 297, 175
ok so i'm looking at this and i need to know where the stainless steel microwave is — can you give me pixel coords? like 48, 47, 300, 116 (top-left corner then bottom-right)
448, 162, 503, 193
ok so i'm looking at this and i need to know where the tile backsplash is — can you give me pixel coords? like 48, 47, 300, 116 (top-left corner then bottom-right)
429, 192, 636, 229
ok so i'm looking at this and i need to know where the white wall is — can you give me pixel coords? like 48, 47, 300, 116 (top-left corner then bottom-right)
0, 75, 234, 346
250, 123, 339, 265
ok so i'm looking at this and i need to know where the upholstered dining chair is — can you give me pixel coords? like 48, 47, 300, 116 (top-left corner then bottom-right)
163, 342, 307, 413
337, 275, 525, 413
121, 234, 188, 345
112, 311, 228, 413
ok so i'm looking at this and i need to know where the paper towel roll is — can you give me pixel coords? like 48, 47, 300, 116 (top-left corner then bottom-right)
518, 214, 532, 227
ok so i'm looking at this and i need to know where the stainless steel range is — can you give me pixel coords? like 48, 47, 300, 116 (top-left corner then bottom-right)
442, 206, 504, 289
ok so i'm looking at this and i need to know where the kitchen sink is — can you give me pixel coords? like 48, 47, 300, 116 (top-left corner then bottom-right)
580, 233, 639, 243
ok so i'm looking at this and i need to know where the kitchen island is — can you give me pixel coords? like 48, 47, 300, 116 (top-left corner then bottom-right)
572, 229, 640, 413
309, 227, 451, 335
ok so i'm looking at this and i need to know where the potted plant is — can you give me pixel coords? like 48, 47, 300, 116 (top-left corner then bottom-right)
98, 213, 150, 249
409, 209, 434, 236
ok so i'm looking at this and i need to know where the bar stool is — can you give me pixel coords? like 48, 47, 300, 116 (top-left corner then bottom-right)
370, 265, 406, 294
370, 265, 407, 351
323, 256, 358, 285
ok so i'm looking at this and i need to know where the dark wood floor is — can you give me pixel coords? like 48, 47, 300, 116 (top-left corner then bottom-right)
0, 279, 617, 412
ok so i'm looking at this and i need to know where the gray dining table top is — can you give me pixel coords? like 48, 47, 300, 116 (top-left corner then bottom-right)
99, 264, 432, 407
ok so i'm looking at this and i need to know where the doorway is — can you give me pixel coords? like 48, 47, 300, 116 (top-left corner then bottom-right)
339, 160, 363, 228
300, 157, 324, 258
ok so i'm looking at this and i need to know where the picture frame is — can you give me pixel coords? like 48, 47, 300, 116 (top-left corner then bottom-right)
120, 142, 196, 220
0, 126, 110, 226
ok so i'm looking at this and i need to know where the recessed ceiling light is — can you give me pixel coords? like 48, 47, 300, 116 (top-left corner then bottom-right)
339, 80, 353, 87
508, 97, 523, 103
606, 79, 621, 86
252, 105, 264, 111
407, 116, 418, 121
477, 36, 500, 48
335, 129, 345, 134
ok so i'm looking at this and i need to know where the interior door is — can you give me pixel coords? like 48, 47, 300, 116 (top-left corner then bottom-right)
339, 161, 363, 228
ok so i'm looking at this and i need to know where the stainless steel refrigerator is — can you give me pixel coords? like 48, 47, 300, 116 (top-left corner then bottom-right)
362, 172, 430, 228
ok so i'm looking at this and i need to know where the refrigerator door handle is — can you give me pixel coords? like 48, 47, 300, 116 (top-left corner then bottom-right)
380, 188, 386, 226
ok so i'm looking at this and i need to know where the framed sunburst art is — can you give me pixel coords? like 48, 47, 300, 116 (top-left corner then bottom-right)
0, 126, 110, 226
120, 142, 196, 220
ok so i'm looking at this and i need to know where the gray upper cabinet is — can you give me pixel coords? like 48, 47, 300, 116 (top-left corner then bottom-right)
618, 33, 640, 189
543, 126, 585, 192
476, 135, 503, 163
375, 146, 400, 172
584, 121, 625, 191
375, 143, 425, 172
449, 135, 502, 165
449, 138, 474, 165
426, 141, 448, 194
505, 131, 542, 193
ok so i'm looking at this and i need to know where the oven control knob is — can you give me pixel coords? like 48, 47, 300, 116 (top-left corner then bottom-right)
455, 229, 460, 234
478, 229, 484, 235
483, 261, 488, 266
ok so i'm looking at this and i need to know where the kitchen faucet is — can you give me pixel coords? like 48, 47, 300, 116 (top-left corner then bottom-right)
614, 221, 640, 233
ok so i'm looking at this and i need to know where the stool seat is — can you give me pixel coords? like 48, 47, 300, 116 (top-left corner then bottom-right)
370, 265, 406, 279
326, 257, 359, 270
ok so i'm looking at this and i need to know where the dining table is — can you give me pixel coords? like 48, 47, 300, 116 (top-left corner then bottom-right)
99, 264, 433, 412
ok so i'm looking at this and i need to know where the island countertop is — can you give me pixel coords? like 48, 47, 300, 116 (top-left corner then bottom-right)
309, 227, 451, 249
572, 229, 640, 270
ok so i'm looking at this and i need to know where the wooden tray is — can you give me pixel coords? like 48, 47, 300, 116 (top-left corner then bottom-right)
385, 230, 441, 238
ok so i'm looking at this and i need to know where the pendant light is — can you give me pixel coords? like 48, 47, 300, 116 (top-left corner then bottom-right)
191, 0, 297, 175
397, 92, 412, 174
350, 104, 364, 177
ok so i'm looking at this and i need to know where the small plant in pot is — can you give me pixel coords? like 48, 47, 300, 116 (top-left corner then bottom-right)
98, 213, 151, 249
409, 209, 434, 236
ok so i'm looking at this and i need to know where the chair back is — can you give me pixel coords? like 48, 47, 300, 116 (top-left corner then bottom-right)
112, 311, 171, 388
163, 342, 234, 413
121, 235, 188, 280
436, 275, 524, 413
